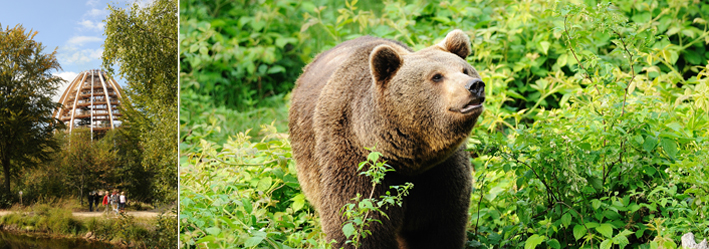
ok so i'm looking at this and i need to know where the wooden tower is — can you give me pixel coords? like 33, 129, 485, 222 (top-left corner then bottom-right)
53, 69, 123, 138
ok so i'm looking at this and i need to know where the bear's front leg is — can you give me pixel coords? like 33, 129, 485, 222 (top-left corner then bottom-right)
396, 147, 472, 249
318, 154, 406, 249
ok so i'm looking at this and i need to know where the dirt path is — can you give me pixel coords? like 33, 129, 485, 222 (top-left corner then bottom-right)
0, 210, 160, 218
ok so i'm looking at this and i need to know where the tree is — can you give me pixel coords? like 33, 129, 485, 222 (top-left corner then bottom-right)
0, 23, 63, 199
102, 0, 178, 204
58, 129, 117, 206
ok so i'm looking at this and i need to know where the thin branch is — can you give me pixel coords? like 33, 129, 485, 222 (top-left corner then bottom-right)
555, 201, 593, 249
612, 29, 636, 118
564, 15, 609, 149
474, 174, 486, 235
603, 139, 625, 185
514, 158, 559, 203
563, 16, 600, 96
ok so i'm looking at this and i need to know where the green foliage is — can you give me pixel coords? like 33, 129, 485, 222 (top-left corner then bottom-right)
341, 148, 414, 247
0, 202, 176, 247
180, 0, 309, 110
143, 209, 179, 249
103, 0, 178, 204
180, 93, 289, 153
180, 124, 326, 248
465, 1, 709, 248
0, 23, 63, 202
57, 130, 118, 206
180, 0, 709, 248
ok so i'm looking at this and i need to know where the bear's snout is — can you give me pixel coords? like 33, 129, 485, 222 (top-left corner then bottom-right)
465, 78, 486, 105
465, 78, 485, 99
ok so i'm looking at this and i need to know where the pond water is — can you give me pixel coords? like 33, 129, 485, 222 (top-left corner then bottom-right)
0, 230, 120, 249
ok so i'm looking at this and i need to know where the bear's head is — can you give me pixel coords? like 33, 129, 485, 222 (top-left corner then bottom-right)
369, 30, 485, 174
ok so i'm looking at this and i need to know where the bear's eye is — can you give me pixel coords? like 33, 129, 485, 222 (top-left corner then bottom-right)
432, 73, 443, 82
463, 68, 469, 75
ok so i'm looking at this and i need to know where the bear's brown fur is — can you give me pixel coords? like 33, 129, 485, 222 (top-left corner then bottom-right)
289, 30, 485, 249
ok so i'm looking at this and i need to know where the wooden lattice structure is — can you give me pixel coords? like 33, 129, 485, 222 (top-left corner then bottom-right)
54, 69, 123, 137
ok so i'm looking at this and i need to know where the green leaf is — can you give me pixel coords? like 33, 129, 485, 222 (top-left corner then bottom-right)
573, 225, 586, 240
189, 44, 199, 53
539, 41, 551, 54
666, 122, 683, 132
613, 230, 631, 249
367, 151, 380, 163
589, 177, 603, 191
603, 210, 620, 220
267, 65, 285, 74
242, 198, 253, 213
660, 138, 678, 159
663, 239, 677, 249
195, 235, 216, 244
342, 223, 355, 238
257, 177, 272, 192
524, 234, 546, 249
643, 136, 658, 152
592, 199, 602, 210
547, 239, 561, 249
557, 53, 568, 67
244, 235, 265, 247
291, 193, 305, 211
596, 223, 614, 238
634, 134, 644, 145
600, 239, 612, 249
205, 226, 221, 235
561, 213, 572, 227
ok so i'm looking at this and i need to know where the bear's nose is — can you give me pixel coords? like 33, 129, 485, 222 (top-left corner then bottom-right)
465, 78, 485, 98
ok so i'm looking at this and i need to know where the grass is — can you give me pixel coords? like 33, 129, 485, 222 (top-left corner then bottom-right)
0, 198, 177, 248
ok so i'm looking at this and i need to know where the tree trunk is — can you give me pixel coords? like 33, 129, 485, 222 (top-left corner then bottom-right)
80, 173, 84, 206
2, 156, 10, 195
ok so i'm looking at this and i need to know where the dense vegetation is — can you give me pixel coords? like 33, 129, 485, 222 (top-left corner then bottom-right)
0, 199, 176, 248
180, 0, 709, 248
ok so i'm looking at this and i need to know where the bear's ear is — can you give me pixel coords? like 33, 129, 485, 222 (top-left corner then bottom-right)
370, 44, 402, 86
438, 29, 471, 59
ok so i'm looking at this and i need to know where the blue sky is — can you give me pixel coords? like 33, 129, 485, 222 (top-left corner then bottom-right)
0, 0, 147, 101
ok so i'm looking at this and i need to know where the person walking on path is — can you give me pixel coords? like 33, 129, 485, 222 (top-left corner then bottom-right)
110, 190, 120, 215
94, 191, 100, 212
102, 191, 110, 213
119, 192, 126, 213
88, 191, 94, 212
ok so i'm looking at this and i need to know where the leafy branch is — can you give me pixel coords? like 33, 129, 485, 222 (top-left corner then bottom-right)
341, 148, 413, 247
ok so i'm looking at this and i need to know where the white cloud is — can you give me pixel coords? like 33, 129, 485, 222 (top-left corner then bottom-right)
53, 72, 79, 103
67, 36, 103, 46
86, 0, 99, 6
86, 8, 108, 17
78, 19, 105, 31
59, 48, 103, 65
134, 0, 154, 8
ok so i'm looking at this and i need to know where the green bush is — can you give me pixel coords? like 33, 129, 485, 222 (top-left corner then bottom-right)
44, 208, 81, 234
180, 0, 309, 110
144, 209, 179, 249
180, 124, 324, 248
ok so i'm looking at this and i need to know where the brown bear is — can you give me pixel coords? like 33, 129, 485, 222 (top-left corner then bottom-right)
288, 29, 485, 249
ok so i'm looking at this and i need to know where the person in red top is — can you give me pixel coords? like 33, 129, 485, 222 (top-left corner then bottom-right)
102, 191, 110, 213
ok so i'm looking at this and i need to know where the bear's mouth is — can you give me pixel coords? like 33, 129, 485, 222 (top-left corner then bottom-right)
456, 98, 484, 114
